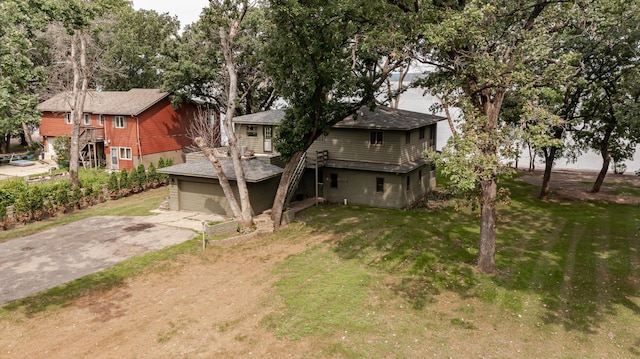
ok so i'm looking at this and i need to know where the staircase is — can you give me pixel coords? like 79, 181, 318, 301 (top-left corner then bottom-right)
285, 152, 308, 206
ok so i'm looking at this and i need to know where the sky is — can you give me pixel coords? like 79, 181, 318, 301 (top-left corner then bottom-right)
131, 0, 209, 30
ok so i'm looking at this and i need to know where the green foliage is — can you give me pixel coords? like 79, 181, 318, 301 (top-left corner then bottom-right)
55, 182, 71, 206
147, 163, 158, 182
133, 164, 146, 186
107, 172, 119, 191
52, 135, 71, 169
157, 157, 166, 169
119, 168, 131, 188
164, 158, 173, 167
265, 0, 411, 160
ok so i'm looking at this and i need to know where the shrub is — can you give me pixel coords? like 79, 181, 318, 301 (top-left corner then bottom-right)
147, 163, 158, 182
108, 172, 119, 191
119, 168, 131, 188
53, 135, 71, 169
133, 164, 146, 187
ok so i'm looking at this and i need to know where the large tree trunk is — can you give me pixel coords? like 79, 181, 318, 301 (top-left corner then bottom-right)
540, 146, 557, 200
271, 150, 304, 230
195, 137, 243, 219
68, 32, 90, 188
478, 177, 498, 273
21, 123, 33, 147
219, 11, 253, 229
592, 152, 611, 193
591, 125, 613, 193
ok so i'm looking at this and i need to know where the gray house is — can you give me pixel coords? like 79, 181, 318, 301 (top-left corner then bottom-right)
234, 105, 445, 209
159, 105, 444, 216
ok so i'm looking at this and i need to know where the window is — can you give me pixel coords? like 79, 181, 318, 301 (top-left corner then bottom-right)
98, 115, 104, 126
418, 170, 422, 182
114, 115, 126, 128
83, 113, 91, 125
246, 125, 257, 137
405, 131, 411, 144
330, 173, 338, 188
64, 113, 72, 124
429, 125, 436, 145
264, 126, 273, 139
419, 127, 425, 139
370, 131, 383, 145
376, 177, 384, 192
119, 147, 132, 160
406, 175, 410, 191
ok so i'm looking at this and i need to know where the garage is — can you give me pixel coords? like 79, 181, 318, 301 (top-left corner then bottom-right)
159, 157, 284, 216
178, 178, 231, 215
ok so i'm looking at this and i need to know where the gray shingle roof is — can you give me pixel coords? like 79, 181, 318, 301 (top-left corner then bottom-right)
232, 109, 286, 125
158, 158, 283, 183
37, 89, 169, 116
231, 106, 445, 130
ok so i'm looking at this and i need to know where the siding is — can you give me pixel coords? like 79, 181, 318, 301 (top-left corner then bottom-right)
308, 128, 403, 165
236, 124, 278, 155
169, 174, 281, 216
399, 125, 437, 163
138, 99, 195, 155
40, 112, 75, 137
321, 169, 406, 208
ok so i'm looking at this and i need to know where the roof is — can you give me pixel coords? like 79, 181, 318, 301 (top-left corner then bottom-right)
158, 158, 283, 183
323, 158, 430, 174
232, 109, 286, 125
37, 89, 170, 116
334, 106, 445, 130
231, 106, 445, 130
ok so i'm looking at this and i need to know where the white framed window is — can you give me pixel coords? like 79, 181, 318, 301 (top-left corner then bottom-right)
246, 125, 257, 137
98, 115, 104, 126
64, 113, 72, 124
114, 115, 126, 128
83, 113, 91, 125
119, 147, 132, 160
370, 131, 383, 146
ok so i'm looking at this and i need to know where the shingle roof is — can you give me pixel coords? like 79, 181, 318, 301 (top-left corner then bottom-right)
323, 158, 429, 174
231, 106, 445, 130
232, 109, 286, 125
36, 89, 169, 116
157, 158, 283, 183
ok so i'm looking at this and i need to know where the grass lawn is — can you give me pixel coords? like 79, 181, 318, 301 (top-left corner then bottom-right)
262, 177, 640, 358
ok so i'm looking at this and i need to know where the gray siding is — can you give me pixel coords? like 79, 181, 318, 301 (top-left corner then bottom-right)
167, 174, 280, 216
399, 125, 437, 163
309, 128, 403, 165
236, 124, 278, 155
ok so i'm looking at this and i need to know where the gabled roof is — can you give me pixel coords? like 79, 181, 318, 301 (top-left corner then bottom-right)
37, 89, 170, 116
158, 158, 283, 183
231, 106, 445, 130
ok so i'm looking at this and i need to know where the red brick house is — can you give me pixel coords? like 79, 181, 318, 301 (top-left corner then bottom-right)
37, 89, 200, 171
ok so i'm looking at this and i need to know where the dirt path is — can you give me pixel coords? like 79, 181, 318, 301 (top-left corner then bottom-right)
0, 232, 324, 358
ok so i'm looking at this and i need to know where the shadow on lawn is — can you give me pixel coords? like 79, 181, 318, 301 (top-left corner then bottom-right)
298, 178, 640, 335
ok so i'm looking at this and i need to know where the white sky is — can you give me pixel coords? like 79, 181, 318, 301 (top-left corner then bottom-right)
131, 0, 210, 30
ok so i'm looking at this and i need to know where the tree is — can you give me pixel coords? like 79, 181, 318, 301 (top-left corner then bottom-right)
162, 4, 274, 116
95, 8, 180, 90
193, 0, 256, 229
571, 0, 640, 192
0, 0, 46, 153
265, 0, 413, 229
417, 0, 578, 273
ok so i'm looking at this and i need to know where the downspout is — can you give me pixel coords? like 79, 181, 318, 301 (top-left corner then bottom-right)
136, 116, 143, 166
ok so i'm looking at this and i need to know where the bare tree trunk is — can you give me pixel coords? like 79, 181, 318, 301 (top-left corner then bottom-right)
592, 154, 610, 193
539, 147, 557, 200
195, 137, 243, 218
478, 178, 497, 273
218, 5, 253, 229
68, 32, 90, 188
271, 151, 304, 230
591, 126, 613, 193
436, 95, 457, 137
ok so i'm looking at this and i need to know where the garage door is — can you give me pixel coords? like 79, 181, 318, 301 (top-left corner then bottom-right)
178, 180, 231, 215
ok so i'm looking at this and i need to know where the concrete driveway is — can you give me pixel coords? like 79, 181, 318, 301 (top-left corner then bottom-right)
0, 213, 214, 306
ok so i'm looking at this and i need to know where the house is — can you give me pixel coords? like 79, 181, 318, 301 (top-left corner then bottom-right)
159, 105, 445, 216
233, 106, 446, 209
37, 89, 202, 171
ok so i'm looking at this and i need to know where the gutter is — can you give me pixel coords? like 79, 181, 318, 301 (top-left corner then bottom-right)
136, 116, 143, 165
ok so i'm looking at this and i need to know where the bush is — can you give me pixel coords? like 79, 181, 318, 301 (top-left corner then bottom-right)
119, 168, 131, 189
147, 163, 158, 182
133, 164, 146, 187
53, 135, 71, 169
108, 172, 119, 191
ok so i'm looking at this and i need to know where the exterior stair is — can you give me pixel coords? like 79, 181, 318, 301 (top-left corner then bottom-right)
285, 152, 307, 206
